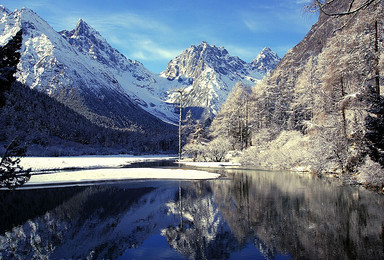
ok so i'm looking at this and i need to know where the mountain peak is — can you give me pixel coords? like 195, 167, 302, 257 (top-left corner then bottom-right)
60, 17, 149, 75
254, 47, 279, 60
160, 41, 266, 119
251, 47, 281, 74
77, 18, 86, 27
195, 41, 226, 52
0, 5, 10, 15
260, 47, 273, 53
198, 41, 220, 49
73, 18, 96, 37
19, 7, 40, 17
189, 41, 229, 59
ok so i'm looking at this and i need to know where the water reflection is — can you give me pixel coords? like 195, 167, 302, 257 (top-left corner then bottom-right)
213, 170, 384, 259
0, 169, 383, 259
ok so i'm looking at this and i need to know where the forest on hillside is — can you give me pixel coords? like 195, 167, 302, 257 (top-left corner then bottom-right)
0, 30, 177, 156
182, 0, 384, 191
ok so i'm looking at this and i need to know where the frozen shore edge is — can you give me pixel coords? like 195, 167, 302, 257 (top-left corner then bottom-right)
17, 155, 221, 188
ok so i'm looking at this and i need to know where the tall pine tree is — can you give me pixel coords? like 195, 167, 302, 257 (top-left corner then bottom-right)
0, 29, 22, 107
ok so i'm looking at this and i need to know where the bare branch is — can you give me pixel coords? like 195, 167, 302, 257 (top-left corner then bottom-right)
314, 0, 378, 17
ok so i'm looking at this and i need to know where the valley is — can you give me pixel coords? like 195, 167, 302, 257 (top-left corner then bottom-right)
1, 0, 384, 189
1, 1, 384, 259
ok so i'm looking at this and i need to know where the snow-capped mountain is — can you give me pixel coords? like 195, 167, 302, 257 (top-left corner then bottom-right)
161, 41, 280, 119
59, 18, 176, 123
250, 47, 281, 74
0, 5, 9, 19
0, 6, 176, 130
1, 5, 280, 126
60, 18, 135, 71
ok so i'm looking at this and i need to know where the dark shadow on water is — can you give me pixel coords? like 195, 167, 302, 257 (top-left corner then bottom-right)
121, 159, 178, 168
0, 185, 87, 234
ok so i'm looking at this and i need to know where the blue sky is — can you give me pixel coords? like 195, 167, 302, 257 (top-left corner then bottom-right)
2, 0, 318, 73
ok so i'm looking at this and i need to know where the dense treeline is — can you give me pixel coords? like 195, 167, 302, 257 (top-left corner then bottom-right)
0, 81, 177, 155
0, 30, 22, 107
183, 0, 384, 190
0, 30, 177, 155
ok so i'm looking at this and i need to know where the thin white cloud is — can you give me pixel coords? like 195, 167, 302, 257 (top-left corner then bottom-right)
43, 8, 179, 63
86, 12, 171, 34
128, 39, 182, 61
242, 18, 270, 33
47, 10, 171, 35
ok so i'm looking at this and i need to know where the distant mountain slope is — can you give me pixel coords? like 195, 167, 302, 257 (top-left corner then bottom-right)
59, 18, 177, 123
0, 80, 177, 155
161, 41, 280, 119
1, 5, 281, 125
0, 7, 175, 131
0, 4, 285, 152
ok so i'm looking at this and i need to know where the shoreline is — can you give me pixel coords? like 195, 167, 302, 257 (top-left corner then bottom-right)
15, 155, 220, 189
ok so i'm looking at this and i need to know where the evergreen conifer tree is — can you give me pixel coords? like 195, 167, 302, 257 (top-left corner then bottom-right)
0, 29, 23, 107
182, 110, 195, 145
0, 138, 31, 189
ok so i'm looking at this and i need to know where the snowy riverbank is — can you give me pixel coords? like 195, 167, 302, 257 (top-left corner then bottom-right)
17, 155, 221, 188
19, 155, 177, 171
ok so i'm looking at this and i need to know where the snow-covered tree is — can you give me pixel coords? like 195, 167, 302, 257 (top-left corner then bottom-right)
182, 110, 195, 145
205, 137, 231, 162
237, 0, 384, 183
210, 82, 252, 150
0, 139, 31, 189
189, 120, 209, 145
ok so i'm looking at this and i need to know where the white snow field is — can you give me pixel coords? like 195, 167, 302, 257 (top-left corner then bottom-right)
19, 155, 176, 171
18, 155, 220, 187
27, 168, 220, 186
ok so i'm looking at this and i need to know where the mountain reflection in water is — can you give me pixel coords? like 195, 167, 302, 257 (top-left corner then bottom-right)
0, 168, 383, 259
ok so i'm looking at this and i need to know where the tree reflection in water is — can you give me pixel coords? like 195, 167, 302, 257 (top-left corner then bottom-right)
0, 169, 383, 259
164, 170, 384, 259
208, 169, 384, 259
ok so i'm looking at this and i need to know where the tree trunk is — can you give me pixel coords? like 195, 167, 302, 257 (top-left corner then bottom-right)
340, 76, 347, 137
375, 20, 380, 97
374, 20, 382, 121
179, 101, 182, 160
245, 98, 249, 148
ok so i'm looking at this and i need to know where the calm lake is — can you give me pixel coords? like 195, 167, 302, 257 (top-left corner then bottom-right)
0, 165, 383, 259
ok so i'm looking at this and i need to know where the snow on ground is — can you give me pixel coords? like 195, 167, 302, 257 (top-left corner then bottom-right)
19, 155, 177, 171
26, 168, 220, 186
17, 155, 220, 187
